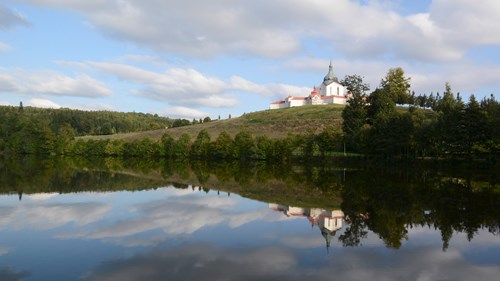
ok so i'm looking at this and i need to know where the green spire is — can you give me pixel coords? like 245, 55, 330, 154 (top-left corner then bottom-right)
323, 60, 338, 85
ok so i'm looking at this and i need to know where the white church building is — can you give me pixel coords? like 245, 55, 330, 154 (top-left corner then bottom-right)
270, 62, 350, 109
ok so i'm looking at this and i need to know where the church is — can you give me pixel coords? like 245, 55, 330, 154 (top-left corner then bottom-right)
269, 62, 350, 109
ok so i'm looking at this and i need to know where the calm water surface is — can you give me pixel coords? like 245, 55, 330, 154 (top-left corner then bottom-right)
0, 157, 499, 280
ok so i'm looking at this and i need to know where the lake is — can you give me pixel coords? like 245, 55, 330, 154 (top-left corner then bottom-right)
0, 157, 499, 280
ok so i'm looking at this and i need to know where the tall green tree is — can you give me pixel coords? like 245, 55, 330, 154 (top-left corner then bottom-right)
434, 83, 465, 156
161, 133, 175, 158
463, 95, 487, 155
380, 67, 411, 104
255, 135, 273, 160
341, 75, 369, 152
317, 125, 341, 156
482, 95, 500, 158
212, 131, 234, 159
190, 129, 211, 159
341, 74, 370, 96
234, 131, 255, 160
367, 88, 396, 122
173, 134, 191, 158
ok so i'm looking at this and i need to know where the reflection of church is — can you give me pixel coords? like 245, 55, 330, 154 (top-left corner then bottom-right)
269, 203, 344, 252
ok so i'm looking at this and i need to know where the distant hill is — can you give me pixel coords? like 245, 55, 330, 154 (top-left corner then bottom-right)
0, 105, 174, 136
81, 104, 346, 141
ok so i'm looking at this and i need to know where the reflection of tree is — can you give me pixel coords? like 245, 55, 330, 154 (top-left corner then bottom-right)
191, 161, 211, 185
338, 215, 368, 247
2, 156, 499, 251
341, 163, 500, 250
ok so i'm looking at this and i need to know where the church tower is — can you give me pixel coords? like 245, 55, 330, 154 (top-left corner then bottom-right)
318, 62, 345, 97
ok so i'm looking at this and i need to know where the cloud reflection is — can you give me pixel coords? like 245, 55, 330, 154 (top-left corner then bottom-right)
0, 246, 9, 256
59, 193, 285, 246
0, 267, 30, 281
0, 202, 111, 230
83, 244, 296, 281
83, 243, 500, 281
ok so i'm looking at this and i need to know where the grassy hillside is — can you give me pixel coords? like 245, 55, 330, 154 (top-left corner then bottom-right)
81, 104, 346, 141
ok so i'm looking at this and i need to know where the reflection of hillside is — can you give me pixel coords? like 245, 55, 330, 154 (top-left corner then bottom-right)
2, 156, 499, 249
269, 203, 344, 252
0, 156, 344, 210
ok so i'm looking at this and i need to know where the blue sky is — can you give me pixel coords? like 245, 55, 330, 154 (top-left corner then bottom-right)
1, 0, 499, 119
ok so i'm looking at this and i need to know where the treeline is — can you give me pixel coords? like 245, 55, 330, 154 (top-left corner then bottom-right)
341, 69, 500, 160
56, 127, 343, 161
1, 104, 174, 135
1, 103, 344, 160
0, 105, 180, 154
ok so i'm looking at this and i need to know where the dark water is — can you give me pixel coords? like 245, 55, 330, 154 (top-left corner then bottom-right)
0, 157, 499, 281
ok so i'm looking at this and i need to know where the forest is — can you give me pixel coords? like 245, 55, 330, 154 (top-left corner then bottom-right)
0, 105, 188, 155
1, 67, 499, 162
341, 68, 500, 160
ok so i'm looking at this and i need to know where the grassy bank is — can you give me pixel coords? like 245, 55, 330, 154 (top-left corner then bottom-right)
80, 104, 345, 142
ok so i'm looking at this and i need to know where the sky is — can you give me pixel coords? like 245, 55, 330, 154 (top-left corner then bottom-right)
1, 0, 500, 120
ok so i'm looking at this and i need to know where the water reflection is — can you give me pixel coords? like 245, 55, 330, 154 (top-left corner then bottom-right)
0, 268, 30, 281
81, 242, 500, 281
269, 203, 344, 252
0, 156, 498, 280
1, 187, 499, 280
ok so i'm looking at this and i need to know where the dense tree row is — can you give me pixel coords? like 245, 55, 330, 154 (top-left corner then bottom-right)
342, 68, 500, 160
56, 127, 343, 161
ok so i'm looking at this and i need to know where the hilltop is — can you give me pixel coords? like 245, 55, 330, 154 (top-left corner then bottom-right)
81, 104, 346, 141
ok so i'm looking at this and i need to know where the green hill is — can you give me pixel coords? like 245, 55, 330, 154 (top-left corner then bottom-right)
0, 105, 174, 136
81, 104, 346, 141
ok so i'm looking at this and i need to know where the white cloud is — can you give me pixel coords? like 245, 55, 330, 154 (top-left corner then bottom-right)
230, 76, 310, 100
25, 72, 113, 97
15, 0, 500, 61
0, 74, 18, 92
164, 106, 209, 119
27, 98, 61, 108
83, 61, 303, 106
0, 68, 113, 98
0, 5, 29, 30
408, 63, 500, 97
430, 0, 500, 47
68, 101, 116, 111
88, 62, 238, 107
118, 54, 169, 67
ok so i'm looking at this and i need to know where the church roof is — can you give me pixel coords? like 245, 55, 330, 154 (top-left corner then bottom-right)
323, 61, 339, 86
270, 100, 286, 104
309, 86, 320, 97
